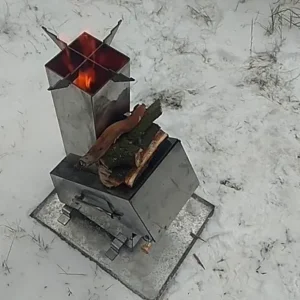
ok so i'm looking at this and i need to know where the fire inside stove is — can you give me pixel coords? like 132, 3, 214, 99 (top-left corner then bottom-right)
45, 30, 130, 95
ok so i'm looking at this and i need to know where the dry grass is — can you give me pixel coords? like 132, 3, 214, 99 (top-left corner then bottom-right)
150, 90, 185, 109
261, 1, 300, 35
247, 51, 279, 90
29, 231, 53, 252
187, 5, 212, 26
0, 1, 15, 38
1, 234, 15, 274
244, 41, 300, 111
243, 1, 300, 111
1, 221, 53, 254
1, 220, 26, 237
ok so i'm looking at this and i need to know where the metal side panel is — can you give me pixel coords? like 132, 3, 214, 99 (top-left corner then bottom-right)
131, 141, 199, 242
46, 68, 96, 156
51, 174, 150, 238
92, 63, 130, 138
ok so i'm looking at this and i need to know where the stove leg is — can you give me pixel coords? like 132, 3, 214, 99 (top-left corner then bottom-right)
105, 233, 128, 261
57, 205, 73, 226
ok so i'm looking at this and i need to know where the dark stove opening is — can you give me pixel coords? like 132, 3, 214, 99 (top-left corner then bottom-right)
94, 44, 129, 72
45, 47, 84, 78
69, 32, 102, 58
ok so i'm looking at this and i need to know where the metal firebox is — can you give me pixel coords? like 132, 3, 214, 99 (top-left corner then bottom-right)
51, 138, 199, 245
31, 21, 214, 300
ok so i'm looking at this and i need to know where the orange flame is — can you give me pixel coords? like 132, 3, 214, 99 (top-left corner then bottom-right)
74, 68, 96, 90
62, 32, 98, 92
73, 33, 97, 92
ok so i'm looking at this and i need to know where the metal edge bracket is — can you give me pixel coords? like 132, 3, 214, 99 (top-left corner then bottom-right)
105, 233, 128, 261
57, 205, 73, 225
103, 20, 122, 45
42, 26, 67, 50
57, 200, 82, 225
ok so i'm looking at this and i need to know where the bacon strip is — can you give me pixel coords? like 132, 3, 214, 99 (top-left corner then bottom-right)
79, 104, 146, 167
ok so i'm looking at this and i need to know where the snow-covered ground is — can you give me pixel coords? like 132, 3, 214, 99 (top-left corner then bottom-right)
1, 0, 300, 299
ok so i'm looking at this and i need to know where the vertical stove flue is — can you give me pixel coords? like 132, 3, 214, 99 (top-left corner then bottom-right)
44, 21, 134, 156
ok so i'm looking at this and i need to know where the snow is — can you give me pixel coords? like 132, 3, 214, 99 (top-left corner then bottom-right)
1, 0, 300, 299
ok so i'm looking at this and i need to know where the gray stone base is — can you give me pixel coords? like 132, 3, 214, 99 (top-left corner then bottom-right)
31, 191, 214, 300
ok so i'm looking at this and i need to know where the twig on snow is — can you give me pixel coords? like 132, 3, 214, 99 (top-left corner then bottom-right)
193, 253, 206, 270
